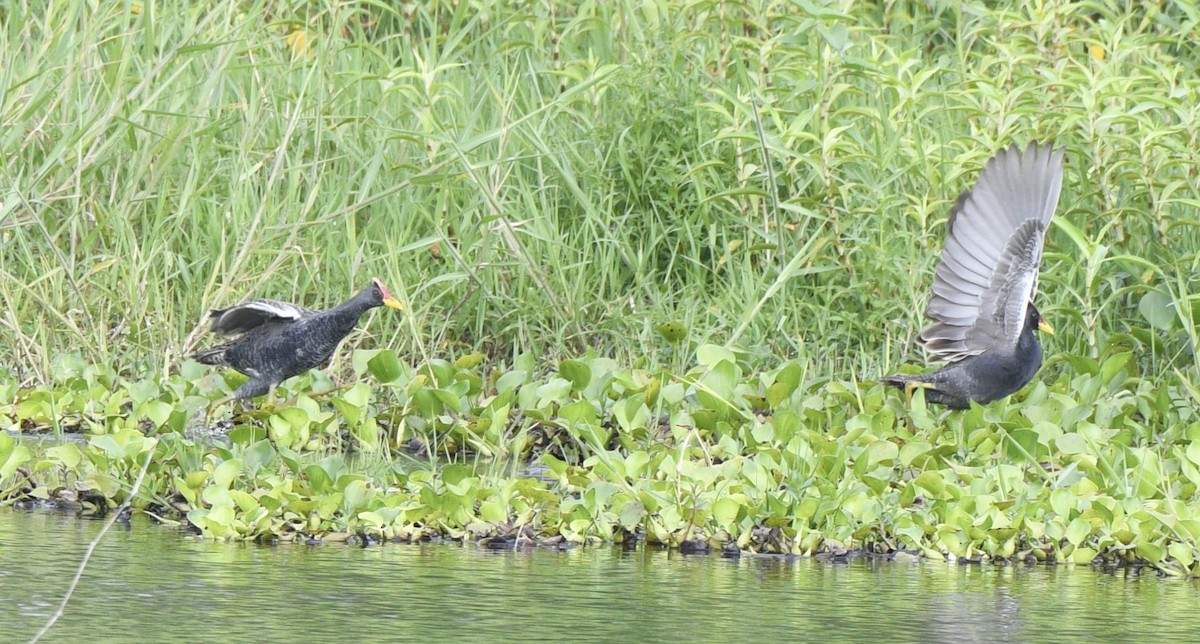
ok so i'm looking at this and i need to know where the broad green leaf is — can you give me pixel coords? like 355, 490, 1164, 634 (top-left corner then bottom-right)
559, 359, 592, 392
213, 458, 242, 488
367, 349, 404, 383
696, 344, 736, 367
1138, 291, 1175, 330
711, 497, 741, 529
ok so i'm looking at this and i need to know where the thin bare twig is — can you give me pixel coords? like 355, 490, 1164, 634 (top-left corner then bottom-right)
29, 444, 156, 644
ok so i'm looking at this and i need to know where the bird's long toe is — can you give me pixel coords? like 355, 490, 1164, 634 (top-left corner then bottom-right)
904, 380, 933, 405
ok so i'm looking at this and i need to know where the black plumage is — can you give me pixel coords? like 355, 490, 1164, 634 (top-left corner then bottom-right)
191, 278, 403, 401
881, 142, 1064, 408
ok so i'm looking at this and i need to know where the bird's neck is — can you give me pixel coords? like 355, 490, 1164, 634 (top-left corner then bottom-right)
1014, 323, 1044, 376
328, 292, 377, 329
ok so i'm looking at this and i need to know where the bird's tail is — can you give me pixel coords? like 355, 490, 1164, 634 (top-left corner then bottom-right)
190, 345, 230, 366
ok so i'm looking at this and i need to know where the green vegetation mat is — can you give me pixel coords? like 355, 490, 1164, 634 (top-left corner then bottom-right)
3, 1, 1200, 573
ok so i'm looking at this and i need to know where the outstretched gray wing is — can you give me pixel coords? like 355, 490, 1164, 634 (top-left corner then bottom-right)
206, 298, 314, 337
918, 142, 1064, 363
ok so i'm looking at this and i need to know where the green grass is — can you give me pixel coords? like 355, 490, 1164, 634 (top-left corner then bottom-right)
4, 0, 1200, 570
2, 0, 1194, 382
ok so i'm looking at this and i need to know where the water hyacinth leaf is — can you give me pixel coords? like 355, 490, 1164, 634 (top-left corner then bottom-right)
711, 497, 742, 529
660, 381, 686, 405
137, 401, 173, 428
0, 441, 31, 479
618, 499, 646, 529
697, 361, 737, 410
541, 454, 567, 477
1186, 441, 1200, 468
613, 394, 649, 432
1050, 488, 1075, 518
914, 471, 946, 498
774, 361, 804, 391
454, 352, 486, 369
536, 378, 573, 405
559, 359, 591, 392
1099, 352, 1132, 385
907, 389, 934, 431
655, 321, 687, 344
742, 393, 769, 412
423, 360, 456, 388
1062, 354, 1101, 376
1065, 517, 1092, 546
127, 380, 159, 404
765, 382, 792, 408
899, 441, 934, 468
242, 440, 277, 475
360, 506, 392, 530
1168, 542, 1195, 568
558, 401, 597, 429
353, 417, 380, 449
187, 508, 212, 535
304, 464, 335, 494
342, 480, 372, 513
367, 349, 405, 383
201, 484, 233, 509
1056, 432, 1089, 455
696, 344, 736, 368
213, 459, 242, 488
493, 370, 526, 395
411, 389, 440, 418
477, 500, 508, 526
643, 375, 662, 406
89, 435, 125, 459
624, 451, 650, 479
228, 424, 266, 445
343, 383, 372, 409
442, 464, 472, 487
1005, 428, 1040, 462
230, 490, 259, 513
1137, 541, 1164, 564
586, 481, 619, 507
1138, 291, 1175, 330
1071, 547, 1098, 564
576, 423, 613, 449
46, 443, 81, 469
867, 440, 899, 467
691, 409, 718, 432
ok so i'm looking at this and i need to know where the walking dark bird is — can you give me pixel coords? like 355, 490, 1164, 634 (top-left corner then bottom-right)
881, 142, 1064, 409
191, 278, 404, 404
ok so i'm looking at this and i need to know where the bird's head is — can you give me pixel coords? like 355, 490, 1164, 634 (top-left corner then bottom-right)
370, 277, 405, 311
1028, 302, 1054, 335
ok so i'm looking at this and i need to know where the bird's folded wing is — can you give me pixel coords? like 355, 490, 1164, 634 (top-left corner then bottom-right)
207, 298, 314, 337
919, 142, 1064, 363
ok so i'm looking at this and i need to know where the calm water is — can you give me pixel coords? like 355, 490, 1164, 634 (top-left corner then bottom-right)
2, 509, 1198, 643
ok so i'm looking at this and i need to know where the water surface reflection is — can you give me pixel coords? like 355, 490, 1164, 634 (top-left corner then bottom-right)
2, 510, 1195, 642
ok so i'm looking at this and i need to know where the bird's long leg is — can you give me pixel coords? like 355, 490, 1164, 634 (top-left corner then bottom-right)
202, 395, 237, 426
304, 369, 349, 400
305, 383, 350, 400
272, 383, 349, 411
904, 380, 934, 405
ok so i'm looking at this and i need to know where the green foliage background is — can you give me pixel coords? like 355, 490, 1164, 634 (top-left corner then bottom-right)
4, 0, 1200, 570
2, 0, 1195, 382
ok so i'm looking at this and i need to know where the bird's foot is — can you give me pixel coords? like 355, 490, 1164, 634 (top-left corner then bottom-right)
201, 395, 241, 427
904, 380, 933, 405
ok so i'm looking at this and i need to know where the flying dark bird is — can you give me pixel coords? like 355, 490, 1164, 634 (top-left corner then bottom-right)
881, 142, 1064, 408
191, 278, 404, 404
